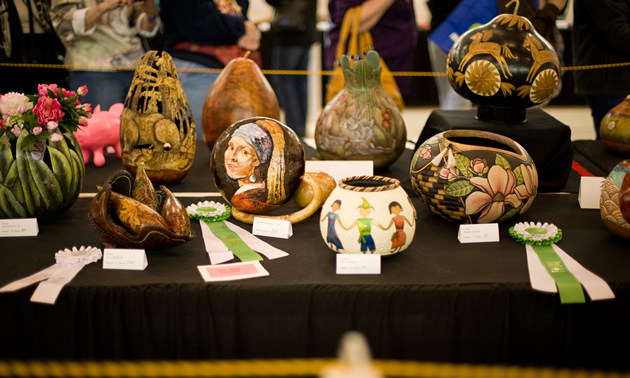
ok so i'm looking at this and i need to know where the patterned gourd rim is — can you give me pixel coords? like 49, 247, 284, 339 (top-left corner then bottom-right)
339, 175, 400, 192
440, 129, 529, 161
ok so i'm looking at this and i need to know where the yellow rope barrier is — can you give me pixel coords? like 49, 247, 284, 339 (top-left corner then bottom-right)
1, 61, 629, 77
0, 359, 628, 378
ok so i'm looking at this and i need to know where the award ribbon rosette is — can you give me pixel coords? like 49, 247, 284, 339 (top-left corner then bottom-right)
187, 201, 288, 265
0, 246, 102, 305
509, 222, 615, 304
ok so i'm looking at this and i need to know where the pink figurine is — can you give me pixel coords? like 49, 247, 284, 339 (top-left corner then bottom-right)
75, 103, 123, 167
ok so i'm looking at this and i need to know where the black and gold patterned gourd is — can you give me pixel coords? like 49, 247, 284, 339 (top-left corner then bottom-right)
120, 51, 196, 185
447, 3, 560, 123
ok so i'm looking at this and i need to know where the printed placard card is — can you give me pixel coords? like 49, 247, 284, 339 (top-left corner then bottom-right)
252, 217, 293, 239
102, 248, 148, 270
458, 223, 500, 243
0, 218, 39, 237
336, 254, 381, 275
305, 160, 373, 183
197, 261, 269, 282
578, 176, 605, 209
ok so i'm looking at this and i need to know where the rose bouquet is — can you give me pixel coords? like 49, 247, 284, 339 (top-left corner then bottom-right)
0, 84, 90, 219
0, 84, 91, 150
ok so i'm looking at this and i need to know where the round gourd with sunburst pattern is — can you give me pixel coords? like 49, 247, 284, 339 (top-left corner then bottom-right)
447, 11, 560, 123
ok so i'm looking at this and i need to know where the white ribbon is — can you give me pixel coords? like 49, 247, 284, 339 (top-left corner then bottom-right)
526, 244, 615, 301
0, 246, 102, 305
199, 220, 289, 265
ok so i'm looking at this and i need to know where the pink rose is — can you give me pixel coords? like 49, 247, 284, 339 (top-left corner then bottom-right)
470, 158, 487, 174
46, 121, 58, 130
77, 85, 88, 96
81, 103, 92, 113
0, 120, 6, 129
80, 118, 89, 127
38, 84, 59, 98
32, 126, 42, 136
420, 145, 432, 160
50, 133, 63, 142
11, 125, 21, 137
33, 96, 64, 126
439, 166, 457, 180
62, 88, 77, 98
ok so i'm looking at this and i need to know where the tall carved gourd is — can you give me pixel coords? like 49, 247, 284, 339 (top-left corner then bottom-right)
202, 54, 280, 151
315, 51, 406, 170
120, 51, 196, 185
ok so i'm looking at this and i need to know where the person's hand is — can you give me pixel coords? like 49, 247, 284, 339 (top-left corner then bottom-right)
132, 0, 158, 21
237, 21, 261, 51
546, 0, 568, 12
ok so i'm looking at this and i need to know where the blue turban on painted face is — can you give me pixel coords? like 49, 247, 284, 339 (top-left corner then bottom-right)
232, 123, 273, 164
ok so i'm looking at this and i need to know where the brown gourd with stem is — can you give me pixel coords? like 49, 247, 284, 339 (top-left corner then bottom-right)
202, 51, 281, 151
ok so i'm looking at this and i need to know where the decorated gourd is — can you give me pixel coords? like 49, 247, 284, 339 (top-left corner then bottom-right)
120, 51, 196, 185
202, 53, 280, 151
315, 51, 406, 169
447, 1, 560, 123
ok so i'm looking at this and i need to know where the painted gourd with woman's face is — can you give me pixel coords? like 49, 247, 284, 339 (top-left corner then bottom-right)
211, 117, 305, 214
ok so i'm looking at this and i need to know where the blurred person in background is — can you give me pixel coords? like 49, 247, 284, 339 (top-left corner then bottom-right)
266, 0, 317, 137
51, 0, 161, 109
160, 0, 260, 140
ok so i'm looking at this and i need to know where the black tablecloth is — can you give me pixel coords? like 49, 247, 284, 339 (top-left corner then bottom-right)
416, 109, 574, 193
1, 139, 629, 371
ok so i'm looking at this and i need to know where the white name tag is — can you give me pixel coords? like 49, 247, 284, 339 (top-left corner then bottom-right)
102, 248, 148, 270
578, 176, 605, 209
305, 160, 373, 183
336, 254, 381, 275
252, 217, 293, 239
0, 218, 39, 237
458, 223, 500, 243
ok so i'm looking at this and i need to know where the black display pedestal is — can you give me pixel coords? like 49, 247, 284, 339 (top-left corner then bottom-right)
415, 109, 574, 192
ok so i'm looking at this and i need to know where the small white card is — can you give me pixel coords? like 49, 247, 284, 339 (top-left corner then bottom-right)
0, 218, 39, 237
458, 223, 500, 243
197, 261, 269, 282
578, 176, 605, 209
336, 254, 381, 275
102, 248, 148, 270
252, 217, 293, 239
305, 160, 373, 184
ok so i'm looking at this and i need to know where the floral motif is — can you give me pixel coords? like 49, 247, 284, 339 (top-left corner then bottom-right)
0, 84, 90, 150
439, 166, 457, 180
470, 158, 488, 175
515, 163, 538, 213
465, 165, 522, 223
465, 60, 501, 97
420, 145, 432, 160
530, 69, 558, 104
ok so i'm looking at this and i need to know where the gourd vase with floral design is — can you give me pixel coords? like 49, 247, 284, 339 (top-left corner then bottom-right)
410, 129, 537, 224
447, 11, 560, 123
600, 96, 630, 154
315, 51, 406, 169
319, 175, 416, 256
600, 159, 630, 239
0, 84, 90, 220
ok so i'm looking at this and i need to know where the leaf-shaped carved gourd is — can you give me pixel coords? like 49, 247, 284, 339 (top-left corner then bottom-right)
160, 186, 190, 234
110, 191, 168, 235
202, 56, 280, 151
132, 163, 159, 211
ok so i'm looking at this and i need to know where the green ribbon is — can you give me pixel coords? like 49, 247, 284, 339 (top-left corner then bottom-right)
530, 244, 585, 304
203, 220, 263, 262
